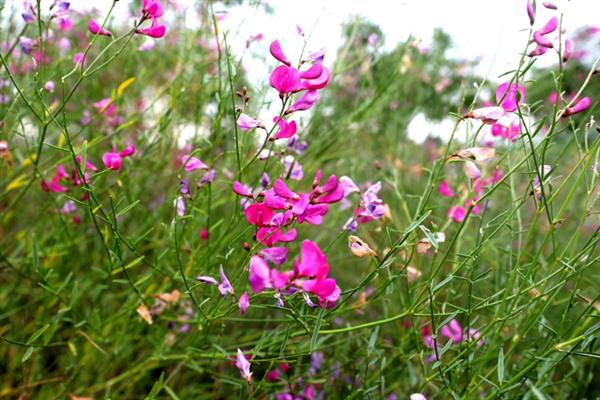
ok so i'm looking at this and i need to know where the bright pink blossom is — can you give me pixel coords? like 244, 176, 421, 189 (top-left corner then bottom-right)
239, 292, 249, 315
438, 180, 455, 197
272, 117, 297, 139
563, 97, 591, 117
448, 205, 466, 222
496, 82, 525, 112
88, 19, 112, 36
102, 145, 135, 171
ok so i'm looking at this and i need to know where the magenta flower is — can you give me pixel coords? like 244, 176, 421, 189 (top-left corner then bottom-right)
41, 165, 69, 193
249, 255, 272, 293
268, 40, 330, 103
235, 349, 252, 383
286, 90, 320, 113
137, 20, 166, 38
72, 52, 85, 65
142, 0, 164, 18
180, 154, 208, 171
232, 180, 253, 197
440, 319, 463, 344
245, 203, 274, 227
269, 65, 301, 95
136, 0, 166, 39
239, 292, 249, 316
102, 145, 135, 171
527, 0, 535, 25
438, 180, 455, 197
102, 150, 122, 171
272, 117, 297, 140
448, 205, 466, 222
248, 240, 339, 306
539, 16, 558, 35
496, 82, 525, 112
563, 97, 591, 117
563, 39, 573, 62
269, 40, 291, 66
88, 19, 112, 37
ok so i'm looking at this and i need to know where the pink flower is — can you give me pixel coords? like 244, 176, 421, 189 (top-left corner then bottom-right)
563, 97, 591, 117
539, 16, 558, 35
448, 205, 466, 222
237, 113, 263, 131
235, 349, 252, 383
463, 160, 481, 180
496, 82, 525, 112
232, 180, 253, 197
102, 150, 122, 171
41, 165, 70, 193
137, 0, 166, 39
249, 255, 271, 293
217, 266, 233, 297
199, 228, 209, 241
467, 107, 506, 124
440, 319, 463, 343
259, 247, 288, 266
563, 39, 573, 62
72, 52, 85, 65
239, 292, 249, 315
286, 90, 320, 113
195, 266, 234, 298
88, 19, 112, 36
269, 40, 291, 66
102, 145, 135, 171
339, 176, 360, 196
245, 203, 274, 227
438, 180, 455, 197
269, 65, 301, 95
527, 0, 535, 25
272, 117, 297, 140
142, 0, 164, 18
181, 154, 208, 171
137, 20, 166, 38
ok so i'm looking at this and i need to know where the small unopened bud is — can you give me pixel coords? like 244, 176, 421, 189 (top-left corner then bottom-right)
406, 266, 422, 282
348, 235, 377, 258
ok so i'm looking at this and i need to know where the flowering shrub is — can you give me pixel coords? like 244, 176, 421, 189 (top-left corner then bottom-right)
0, 1, 598, 399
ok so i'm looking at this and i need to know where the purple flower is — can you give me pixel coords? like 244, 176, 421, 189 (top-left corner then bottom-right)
19, 37, 34, 54
196, 275, 218, 285
217, 266, 233, 297
179, 179, 191, 198
197, 169, 216, 188
282, 156, 304, 180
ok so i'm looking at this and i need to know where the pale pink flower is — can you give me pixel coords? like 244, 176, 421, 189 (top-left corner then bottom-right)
235, 349, 252, 383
